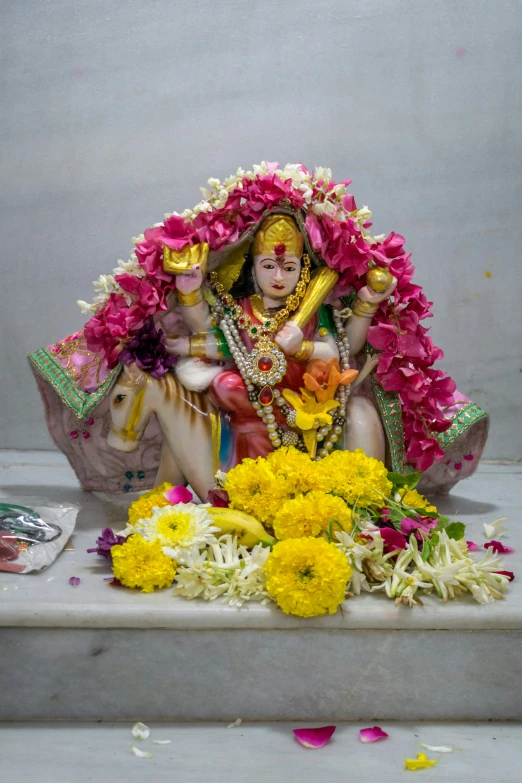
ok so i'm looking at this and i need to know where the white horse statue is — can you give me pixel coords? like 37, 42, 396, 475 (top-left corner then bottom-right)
107, 362, 219, 500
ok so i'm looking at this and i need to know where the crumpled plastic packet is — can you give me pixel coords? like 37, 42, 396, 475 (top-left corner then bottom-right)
0, 499, 78, 573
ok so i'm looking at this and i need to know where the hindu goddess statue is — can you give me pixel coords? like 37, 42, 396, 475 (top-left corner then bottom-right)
28, 163, 489, 498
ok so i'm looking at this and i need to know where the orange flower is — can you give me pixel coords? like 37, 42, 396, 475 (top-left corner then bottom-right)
303, 358, 359, 402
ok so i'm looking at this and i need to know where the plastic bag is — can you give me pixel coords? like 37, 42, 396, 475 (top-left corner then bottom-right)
0, 498, 78, 573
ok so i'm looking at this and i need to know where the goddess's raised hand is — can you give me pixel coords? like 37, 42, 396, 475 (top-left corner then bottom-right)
175, 265, 204, 295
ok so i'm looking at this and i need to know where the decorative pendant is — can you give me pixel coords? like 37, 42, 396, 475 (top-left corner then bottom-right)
244, 335, 286, 386
258, 385, 274, 406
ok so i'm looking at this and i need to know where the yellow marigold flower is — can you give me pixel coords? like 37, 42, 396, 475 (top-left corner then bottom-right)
317, 449, 392, 508
273, 491, 352, 540
111, 535, 177, 593
264, 537, 351, 617
224, 458, 289, 524
265, 447, 328, 494
400, 488, 437, 514
128, 482, 173, 525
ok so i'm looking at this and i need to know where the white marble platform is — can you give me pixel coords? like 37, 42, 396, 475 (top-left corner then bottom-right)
1, 452, 521, 721
2, 721, 522, 783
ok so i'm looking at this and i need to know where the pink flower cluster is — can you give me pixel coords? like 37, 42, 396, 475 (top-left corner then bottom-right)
83, 164, 455, 470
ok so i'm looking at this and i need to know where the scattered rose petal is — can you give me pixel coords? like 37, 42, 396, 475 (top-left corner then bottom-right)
495, 570, 515, 582
485, 540, 515, 554
466, 541, 481, 551
463, 453, 474, 461
293, 725, 336, 749
207, 488, 230, 507
418, 742, 453, 753
454, 462, 462, 470
69, 576, 80, 587
131, 745, 152, 758
360, 726, 389, 743
227, 718, 242, 728
484, 518, 508, 539
132, 721, 150, 740
379, 527, 407, 551
152, 739, 171, 745
69, 430, 78, 439
405, 752, 438, 770
164, 485, 193, 504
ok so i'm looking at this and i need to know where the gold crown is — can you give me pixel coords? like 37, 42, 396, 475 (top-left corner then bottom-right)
252, 214, 304, 257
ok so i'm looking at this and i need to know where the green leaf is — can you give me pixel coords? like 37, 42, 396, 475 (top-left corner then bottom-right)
387, 471, 422, 490
444, 521, 466, 541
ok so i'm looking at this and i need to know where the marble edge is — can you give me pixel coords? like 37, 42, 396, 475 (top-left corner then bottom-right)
1, 602, 522, 631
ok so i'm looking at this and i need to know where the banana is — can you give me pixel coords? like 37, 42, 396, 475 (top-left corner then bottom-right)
207, 506, 276, 548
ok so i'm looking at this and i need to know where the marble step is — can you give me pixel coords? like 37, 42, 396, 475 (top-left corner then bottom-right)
1, 453, 521, 721
2, 721, 522, 783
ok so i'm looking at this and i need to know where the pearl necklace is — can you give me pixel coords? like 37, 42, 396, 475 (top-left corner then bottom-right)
213, 299, 352, 460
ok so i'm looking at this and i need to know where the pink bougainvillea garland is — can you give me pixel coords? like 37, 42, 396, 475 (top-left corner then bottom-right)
80, 162, 455, 472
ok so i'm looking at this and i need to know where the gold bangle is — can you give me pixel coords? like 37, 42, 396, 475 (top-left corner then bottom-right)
178, 288, 203, 307
293, 339, 315, 363
188, 333, 208, 358
351, 297, 379, 319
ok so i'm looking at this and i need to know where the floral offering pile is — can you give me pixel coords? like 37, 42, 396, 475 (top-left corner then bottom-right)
89, 447, 514, 618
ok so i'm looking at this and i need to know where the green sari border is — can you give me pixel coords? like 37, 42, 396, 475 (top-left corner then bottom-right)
436, 402, 489, 450
28, 348, 120, 420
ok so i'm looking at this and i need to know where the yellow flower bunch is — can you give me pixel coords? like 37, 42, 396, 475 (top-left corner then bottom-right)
111, 534, 177, 593
399, 488, 438, 514
317, 449, 392, 508
264, 537, 351, 617
265, 446, 329, 495
127, 482, 173, 525
273, 491, 352, 540
224, 458, 289, 524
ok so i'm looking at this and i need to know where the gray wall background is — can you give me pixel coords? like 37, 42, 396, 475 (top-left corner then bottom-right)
1, 0, 521, 458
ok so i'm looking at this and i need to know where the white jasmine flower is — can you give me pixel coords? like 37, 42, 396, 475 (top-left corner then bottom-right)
313, 166, 332, 182
131, 746, 152, 758
77, 300, 95, 314
93, 273, 116, 293
356, 206, 373, 222
123, 504, 218, 563
174, 537, 271, 606
132, 722, 150, 740
483, 518, 508, 539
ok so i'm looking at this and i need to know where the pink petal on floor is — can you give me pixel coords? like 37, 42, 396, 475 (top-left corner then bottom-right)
466, 541, 481, 551
293, 725, 336, 748
360, 726, 389, 743
69, 576, 80, 586
485, 540, 515, 554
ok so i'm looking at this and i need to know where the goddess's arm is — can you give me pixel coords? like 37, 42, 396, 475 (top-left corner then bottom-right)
343, 277, 397, 356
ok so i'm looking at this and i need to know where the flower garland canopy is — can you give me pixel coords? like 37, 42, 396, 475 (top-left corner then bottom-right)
79, 161, 456, 471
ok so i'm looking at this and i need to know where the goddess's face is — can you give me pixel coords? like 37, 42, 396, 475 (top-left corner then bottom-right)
253, 254, 301, 300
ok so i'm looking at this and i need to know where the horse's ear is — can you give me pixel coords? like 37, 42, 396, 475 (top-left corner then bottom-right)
122, 362, 147, 386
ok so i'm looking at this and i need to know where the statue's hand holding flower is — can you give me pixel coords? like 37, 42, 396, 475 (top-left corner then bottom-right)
274, 321, 304, 356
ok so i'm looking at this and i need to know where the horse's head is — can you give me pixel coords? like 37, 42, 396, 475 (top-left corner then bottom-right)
107, 364, 152, 452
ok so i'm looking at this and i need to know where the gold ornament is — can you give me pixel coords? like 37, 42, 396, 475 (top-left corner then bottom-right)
366, 266, 393, 293
252, 214, 304, 257
163, 242, 209, 276
177, 288, 203, 307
